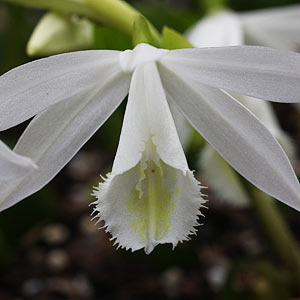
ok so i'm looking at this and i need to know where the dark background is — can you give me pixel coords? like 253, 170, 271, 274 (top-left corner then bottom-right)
1, 0, 300, 299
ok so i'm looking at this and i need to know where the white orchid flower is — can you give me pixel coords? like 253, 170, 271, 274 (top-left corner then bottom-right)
186, 5, 299, 207
0, 140, 37, 181
187, 5, 300, 51
1, 43, 300, 253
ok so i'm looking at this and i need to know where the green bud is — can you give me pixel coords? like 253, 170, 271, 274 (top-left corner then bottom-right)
27, 11, 95, 56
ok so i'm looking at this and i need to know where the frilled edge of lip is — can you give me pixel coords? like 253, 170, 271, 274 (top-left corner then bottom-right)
90, 157, 207, 254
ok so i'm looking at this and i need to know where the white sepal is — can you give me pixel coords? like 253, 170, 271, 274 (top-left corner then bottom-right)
0, 50, 120, 130
159, 65, 300, 211
0, 70, 131, 211
199, 94, 295, 207
160, 46, 300, 103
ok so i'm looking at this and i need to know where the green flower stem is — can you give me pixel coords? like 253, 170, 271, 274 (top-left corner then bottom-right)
86, 0, 161, 46
250, 187, 300, 291
3, 0, 101, 21
4, 0, 162, 47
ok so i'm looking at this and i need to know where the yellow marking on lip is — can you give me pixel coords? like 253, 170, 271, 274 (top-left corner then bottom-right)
176, 186, 180, 197
127, 159, 175, 241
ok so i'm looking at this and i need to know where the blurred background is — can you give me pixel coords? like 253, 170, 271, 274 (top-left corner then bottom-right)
1, 0, 300, 299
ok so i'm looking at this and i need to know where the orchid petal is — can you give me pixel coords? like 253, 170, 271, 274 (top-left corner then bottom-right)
187, 10, 243, 47
0, 140, 37, 181
93, 63, 205, 253
159, 66, 300, 211
0, 50, 120, 130
0, 71, 130, 211
159, 46, 300, 102
112, 63, 188, 174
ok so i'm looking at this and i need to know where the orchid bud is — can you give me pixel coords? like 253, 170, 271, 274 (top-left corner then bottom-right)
27, 12, 95, 56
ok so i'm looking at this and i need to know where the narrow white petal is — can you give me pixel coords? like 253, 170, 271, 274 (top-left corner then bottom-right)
200, 145, 250, 207
159, 46, 300, 103
93, 63, 205, 253
0, 140, 37, 181
187, 10, 243, 47
242, 5, 300, 51
159, 66, 300, 211
0, 50, 120, 130
0, 71, 131, 211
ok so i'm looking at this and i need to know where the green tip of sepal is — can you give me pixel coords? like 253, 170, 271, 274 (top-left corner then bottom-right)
162, 27, 194, 50
26, 11, 95, 57
132, 15, 158, 47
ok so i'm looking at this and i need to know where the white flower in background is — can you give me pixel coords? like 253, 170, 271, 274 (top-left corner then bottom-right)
187, 5, 300, 51
185, 5, 299, 207
1, 44, 300, 252
200, 145, 250, 207
0, 140, 37, 181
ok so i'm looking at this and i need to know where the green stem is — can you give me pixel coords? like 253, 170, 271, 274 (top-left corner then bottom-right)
250, 187, 300, 292
3, 0, 101, 20
4, 0, 162, 47
86, 0, 161, 46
